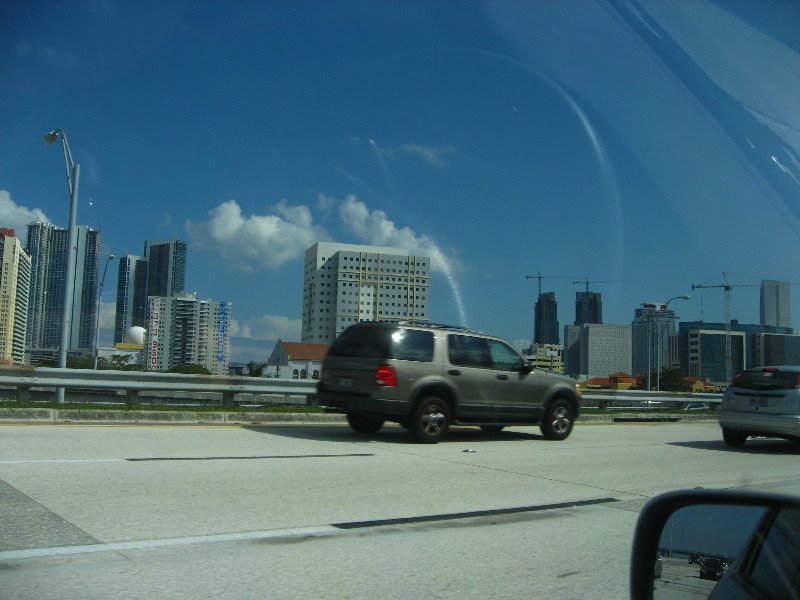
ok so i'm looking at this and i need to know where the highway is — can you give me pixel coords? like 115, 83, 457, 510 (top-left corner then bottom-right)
1, 421, 798, 599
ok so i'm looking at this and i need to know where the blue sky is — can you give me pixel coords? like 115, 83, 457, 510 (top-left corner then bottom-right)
2, 1, 800, 362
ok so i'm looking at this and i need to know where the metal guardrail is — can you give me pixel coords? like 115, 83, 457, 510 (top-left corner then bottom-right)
0, 366, 722, 410
0, 366, 318, 407
579, 388, 722, 409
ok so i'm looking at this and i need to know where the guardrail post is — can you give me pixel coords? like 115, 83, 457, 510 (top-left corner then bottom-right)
222, 391, 235, 407
16, 385, 30, 403
126, 389, 140, 405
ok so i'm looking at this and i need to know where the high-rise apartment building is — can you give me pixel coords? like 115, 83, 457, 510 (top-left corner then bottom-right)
0, 229, 32, 364
114, 240, 186, 343
145, 292, 230, 375
25, 222, 101, 351
760, 280, 791, 329
301, 242, 430, 343
575, 291, 602, 325
534, 292, 559, 344
631, 303, 679, 378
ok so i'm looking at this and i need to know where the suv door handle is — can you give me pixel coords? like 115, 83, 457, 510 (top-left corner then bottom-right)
496, 374, 508, 380
448, 369, 461, 376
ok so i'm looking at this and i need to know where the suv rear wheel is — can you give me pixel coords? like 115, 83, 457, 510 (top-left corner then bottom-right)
722, 428, 747, 447
346, 412, 384, 434
540, 398, 574, 441
409, 396, 450, 443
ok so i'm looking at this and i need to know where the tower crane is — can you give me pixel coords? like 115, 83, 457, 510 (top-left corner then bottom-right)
526, 273, 574, 296
573, 277, 626, 293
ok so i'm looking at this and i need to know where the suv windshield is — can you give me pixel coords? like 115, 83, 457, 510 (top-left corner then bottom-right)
733, 369, 800, 391
328, 325, 434, 362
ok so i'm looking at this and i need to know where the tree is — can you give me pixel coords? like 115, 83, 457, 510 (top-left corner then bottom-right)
167, 364, 212, 375
66, 354, 93, 369
658, 368, 692, 392
246, 361, 267, 377
637, 368, 691, 392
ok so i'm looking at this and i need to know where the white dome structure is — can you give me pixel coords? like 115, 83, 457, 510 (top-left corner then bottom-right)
125, 326, 146, 345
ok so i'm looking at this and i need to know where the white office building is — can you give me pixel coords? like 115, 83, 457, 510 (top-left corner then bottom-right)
301, 242, 430, 343
145, 292, 231, 375
564, 323, 632, 379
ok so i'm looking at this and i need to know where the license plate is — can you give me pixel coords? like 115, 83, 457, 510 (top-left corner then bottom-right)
749, 397, 767, 407
339, 377, 354, 388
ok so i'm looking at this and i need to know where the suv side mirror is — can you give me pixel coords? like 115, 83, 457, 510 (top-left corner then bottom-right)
520, 362, 534, 374
630, 489, 800, 600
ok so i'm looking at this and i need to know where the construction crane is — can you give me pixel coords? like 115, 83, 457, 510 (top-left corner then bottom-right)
526, 273, 574, 296
573, 277, 625, 293
692, 273, 759, 384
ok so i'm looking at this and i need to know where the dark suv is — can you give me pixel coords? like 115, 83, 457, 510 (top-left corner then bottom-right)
317, 321, 581, 443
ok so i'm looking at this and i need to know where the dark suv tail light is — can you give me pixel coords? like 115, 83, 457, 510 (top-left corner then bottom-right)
376, 364, 397, 386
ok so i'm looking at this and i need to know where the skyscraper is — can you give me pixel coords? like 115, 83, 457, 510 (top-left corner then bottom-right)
760, 280, 791, 329
301, 242, 430, 343
114, 240, 187, 343
114, 255, 148, 343
631, 303, 679, 380
0, 229, 31, 364
575, 291, 602, 325
534, 292, 559, 344
145, 240, 186, 298
25, 222, 101, 351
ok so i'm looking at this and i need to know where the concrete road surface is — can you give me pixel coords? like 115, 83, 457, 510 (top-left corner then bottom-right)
0, 422, 798, 599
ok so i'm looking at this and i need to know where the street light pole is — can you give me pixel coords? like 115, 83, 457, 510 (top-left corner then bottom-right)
93, 254, 115, 369
656, 295, 690, 391
43, 130, 79, 403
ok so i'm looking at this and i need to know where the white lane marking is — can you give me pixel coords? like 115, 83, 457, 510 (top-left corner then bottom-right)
0, 526, 340, 560
0, 459, 125, 464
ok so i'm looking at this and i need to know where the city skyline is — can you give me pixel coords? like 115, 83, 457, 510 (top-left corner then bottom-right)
3, 2, 800, 363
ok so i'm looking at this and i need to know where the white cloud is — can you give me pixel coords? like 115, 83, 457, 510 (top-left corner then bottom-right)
379, 143, 456, 168
184, 194, 466, 326
337, 195, 464, 273
185, 199, 329, 271
99, 301, 116, 329
229, 314, 301, 341
0, 190, 52, 235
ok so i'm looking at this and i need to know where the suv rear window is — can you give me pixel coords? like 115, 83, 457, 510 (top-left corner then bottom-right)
328, 325, 434, 362
733, 369, 800, 391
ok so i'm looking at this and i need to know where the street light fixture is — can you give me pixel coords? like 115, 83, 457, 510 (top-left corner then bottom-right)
43, 130, 80, 403
656, 295, 690, 391
93, 254, 116, 369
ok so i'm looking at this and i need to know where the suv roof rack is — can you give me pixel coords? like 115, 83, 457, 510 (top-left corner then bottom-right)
392, 320, 482, 334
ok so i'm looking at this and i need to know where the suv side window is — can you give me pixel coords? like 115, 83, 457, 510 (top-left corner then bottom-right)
393, 329, 434, 362
448, 334, 493, 368
486, 339, 524, 372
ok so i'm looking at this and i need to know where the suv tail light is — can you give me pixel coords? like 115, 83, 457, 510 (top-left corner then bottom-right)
375, 364, 397, 386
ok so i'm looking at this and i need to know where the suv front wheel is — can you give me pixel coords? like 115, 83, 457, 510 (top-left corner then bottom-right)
540, 398, 575, 441
409, 396, 451, 443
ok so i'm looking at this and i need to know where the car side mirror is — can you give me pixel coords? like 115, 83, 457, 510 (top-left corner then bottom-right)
630, 489, 800, 600
520, 362, 534, 374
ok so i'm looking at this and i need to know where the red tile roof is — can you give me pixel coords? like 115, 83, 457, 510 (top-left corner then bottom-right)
281, 342, 330, 361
